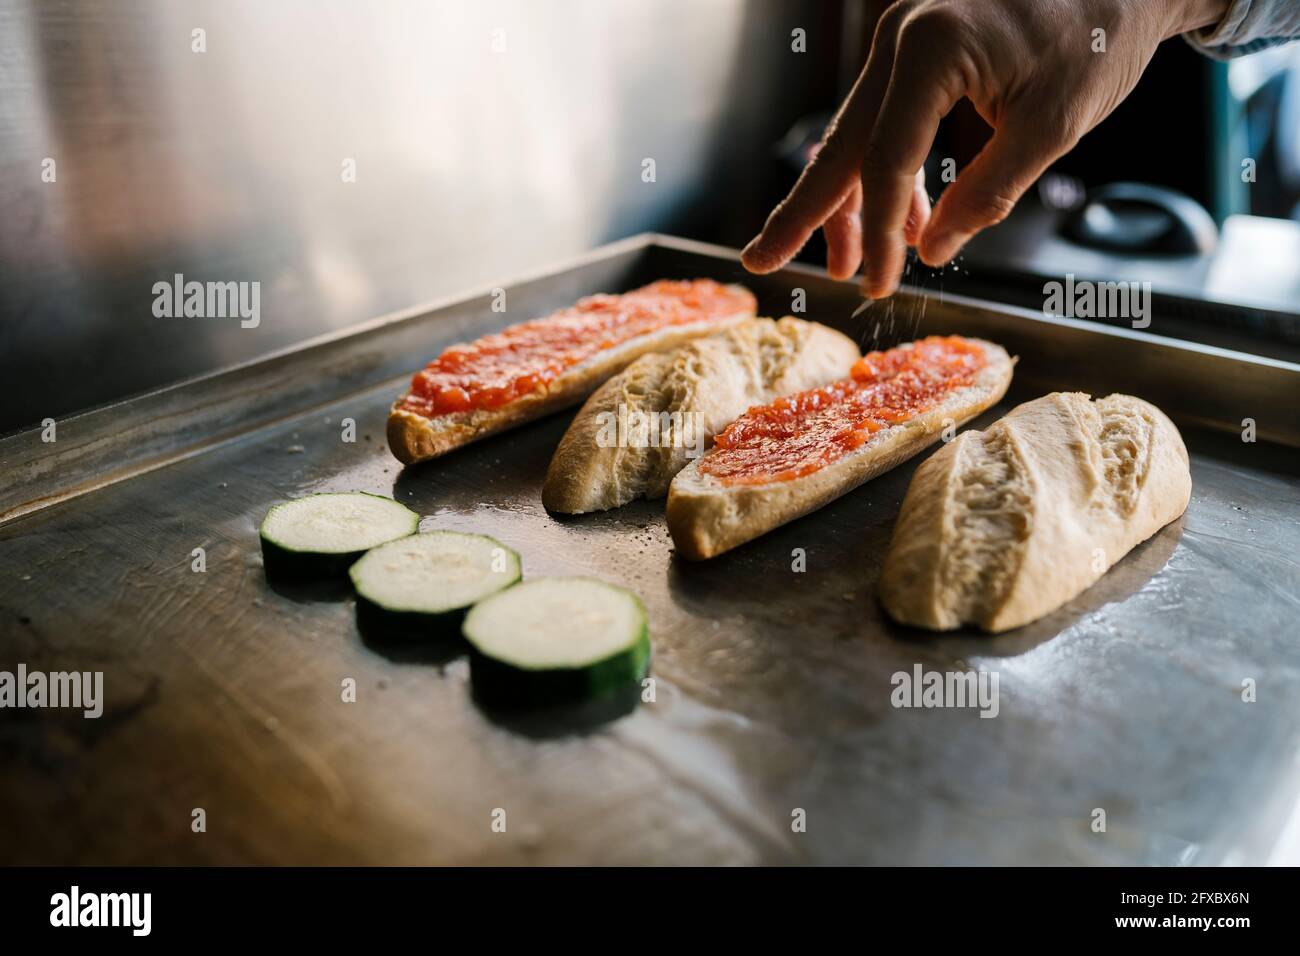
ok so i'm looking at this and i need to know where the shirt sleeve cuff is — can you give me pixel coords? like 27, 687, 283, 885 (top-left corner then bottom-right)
1183, 0, 1300, 60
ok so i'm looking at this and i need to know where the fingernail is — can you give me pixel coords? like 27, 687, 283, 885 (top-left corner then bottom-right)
904, 213, 921, 244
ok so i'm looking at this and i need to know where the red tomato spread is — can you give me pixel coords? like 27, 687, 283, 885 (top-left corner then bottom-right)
700, 336, 986, 485
399, 280, 755, 418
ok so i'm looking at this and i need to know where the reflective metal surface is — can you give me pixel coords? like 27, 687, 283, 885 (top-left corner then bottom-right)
2, 237, 1298, 864
0, 0, 837, 433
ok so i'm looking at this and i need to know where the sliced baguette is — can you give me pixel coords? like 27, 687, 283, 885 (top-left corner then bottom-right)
388, 283, 756, 465
666, 339, 1013, 560
542, 316, 860, 514
879, 392, 1191, 633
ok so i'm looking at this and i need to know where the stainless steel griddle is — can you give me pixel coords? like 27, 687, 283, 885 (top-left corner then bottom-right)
2, 234, 1298, 865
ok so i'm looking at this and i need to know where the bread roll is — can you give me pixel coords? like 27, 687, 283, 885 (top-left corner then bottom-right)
667, 338, 1013, 560
388, 281, 756, 465
542, 317, 859, 514
879, 392, 1192, 633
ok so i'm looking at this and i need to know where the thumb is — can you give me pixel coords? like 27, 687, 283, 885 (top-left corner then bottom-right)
918, 115, 1075, 266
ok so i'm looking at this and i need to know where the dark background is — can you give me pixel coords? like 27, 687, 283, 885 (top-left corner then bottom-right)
1, 0, 1295, 435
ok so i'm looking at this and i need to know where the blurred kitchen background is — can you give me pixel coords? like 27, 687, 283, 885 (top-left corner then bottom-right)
1, 0, 1297, 435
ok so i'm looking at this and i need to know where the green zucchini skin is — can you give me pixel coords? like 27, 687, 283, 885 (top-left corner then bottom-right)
468, 624, 651, 709
354, 591, 476, 642
261, 537, 371, 583
473, 678, 644, 736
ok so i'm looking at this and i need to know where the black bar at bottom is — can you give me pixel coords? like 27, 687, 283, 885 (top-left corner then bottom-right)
0, 866, 1280, 941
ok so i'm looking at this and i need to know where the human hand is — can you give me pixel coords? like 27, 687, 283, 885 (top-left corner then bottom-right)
741, 0, 1230, 297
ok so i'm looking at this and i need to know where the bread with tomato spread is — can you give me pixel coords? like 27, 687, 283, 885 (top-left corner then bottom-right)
666, 337, 1013, 560
878, 392, 1191, 633
388, 280, 757, 465
542, 316, 860, 514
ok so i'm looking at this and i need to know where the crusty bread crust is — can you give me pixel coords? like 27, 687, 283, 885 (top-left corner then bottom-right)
542, 317, 859, 514
388, 292, 756, 465
665, 340, 1013, 560
878, 392, 1191, 633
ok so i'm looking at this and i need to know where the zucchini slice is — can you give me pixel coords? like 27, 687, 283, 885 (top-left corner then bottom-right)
260, 492, 418, 580
463, 577, 650, 707
350, 531, 521, 636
